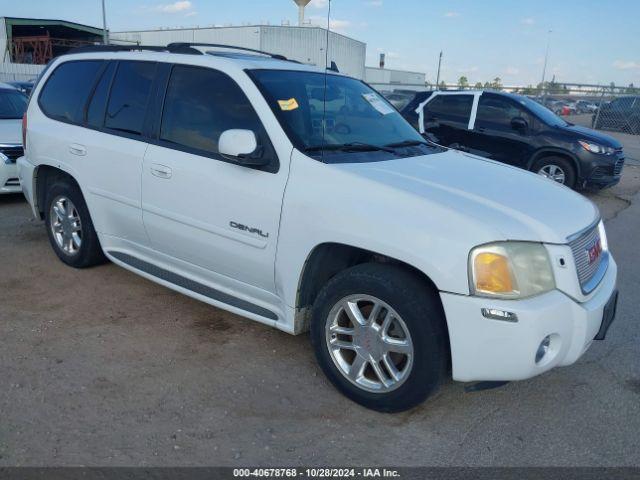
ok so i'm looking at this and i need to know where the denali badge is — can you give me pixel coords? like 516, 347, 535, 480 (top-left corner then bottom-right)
229, 221, 269, 238
587, 238, 602, 265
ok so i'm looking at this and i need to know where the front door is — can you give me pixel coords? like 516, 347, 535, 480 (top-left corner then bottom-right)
141, 64, 288, 293
465, 93, 534, 167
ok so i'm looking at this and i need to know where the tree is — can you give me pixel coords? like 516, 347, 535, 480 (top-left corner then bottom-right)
439, 81, 447, 91
491, 77, 502, 89
457, 76, 469, 89
474, 82, 483, 89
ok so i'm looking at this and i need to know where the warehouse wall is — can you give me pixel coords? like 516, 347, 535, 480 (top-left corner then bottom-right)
112, 25, 366, 79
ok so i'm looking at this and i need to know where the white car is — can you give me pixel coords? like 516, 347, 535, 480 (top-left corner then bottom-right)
18, 44, 618, 412
0, 82, 26, 194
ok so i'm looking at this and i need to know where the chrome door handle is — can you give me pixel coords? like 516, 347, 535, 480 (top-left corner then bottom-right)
150, 163, 172, 179
69, 144, 86, 156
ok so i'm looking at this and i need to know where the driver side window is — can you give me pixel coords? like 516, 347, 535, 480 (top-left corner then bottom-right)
476, 96, 532, 128
160, 64, 273, 163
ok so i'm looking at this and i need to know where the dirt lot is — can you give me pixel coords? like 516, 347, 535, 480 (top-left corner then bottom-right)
1, 160, 640, 467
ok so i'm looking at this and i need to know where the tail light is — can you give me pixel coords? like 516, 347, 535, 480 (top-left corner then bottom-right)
22, 112, 27, 148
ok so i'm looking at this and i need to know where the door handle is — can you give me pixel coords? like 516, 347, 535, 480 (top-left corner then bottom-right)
150, 163, 172, 179
69, 144, 86, 156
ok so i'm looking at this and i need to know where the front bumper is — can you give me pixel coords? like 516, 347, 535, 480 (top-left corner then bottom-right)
0, 160, 20, 194
440, 255, 617, 382
581, 151, 624, 190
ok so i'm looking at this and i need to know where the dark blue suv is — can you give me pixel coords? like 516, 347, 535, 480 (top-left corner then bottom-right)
401, 90, 625, 190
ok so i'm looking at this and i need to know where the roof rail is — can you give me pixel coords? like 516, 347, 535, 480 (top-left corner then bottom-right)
167, 42, 291, 61
68, 44, 203, 55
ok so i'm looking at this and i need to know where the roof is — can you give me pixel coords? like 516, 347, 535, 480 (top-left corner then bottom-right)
1, 17, 104, 37
57, 48, 343, 76
0, 82, 19, 90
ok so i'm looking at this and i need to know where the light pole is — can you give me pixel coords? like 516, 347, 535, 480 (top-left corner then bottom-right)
435, 51, 443, 90
540, 29, 552, 96
101, 0, 109, 44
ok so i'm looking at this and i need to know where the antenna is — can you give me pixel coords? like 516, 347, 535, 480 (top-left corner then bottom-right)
292, 0, 312, 26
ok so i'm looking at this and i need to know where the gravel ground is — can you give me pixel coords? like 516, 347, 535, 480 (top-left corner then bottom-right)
1, 161, 639, 467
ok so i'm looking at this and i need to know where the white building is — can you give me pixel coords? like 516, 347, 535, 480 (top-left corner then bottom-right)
364, 67, 426, 91
111, 25, 367, 80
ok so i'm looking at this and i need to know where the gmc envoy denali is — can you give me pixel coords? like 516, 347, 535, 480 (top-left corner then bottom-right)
18, 44, 618, 412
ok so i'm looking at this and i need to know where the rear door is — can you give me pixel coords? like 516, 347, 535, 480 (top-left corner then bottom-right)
421, 94, 473, 148
465, 93, 535, 167
79, 60, 158, 246
141, 64, 287, 294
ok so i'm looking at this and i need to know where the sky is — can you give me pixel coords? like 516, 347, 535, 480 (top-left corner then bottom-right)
1, 0, 638, 87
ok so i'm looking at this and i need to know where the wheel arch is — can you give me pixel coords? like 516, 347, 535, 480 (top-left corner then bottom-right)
294, 242, 445, 329
527, 148, 581, 179
34, 164, 83, 219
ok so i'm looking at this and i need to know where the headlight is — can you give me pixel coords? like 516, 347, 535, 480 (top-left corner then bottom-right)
469, 242, 555, 299
578, 140, 614, 155
597, 220, 608, 252
0, 152, 9, 165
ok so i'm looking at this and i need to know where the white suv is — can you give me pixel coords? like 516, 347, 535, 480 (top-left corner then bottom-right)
18, 44, 618, 412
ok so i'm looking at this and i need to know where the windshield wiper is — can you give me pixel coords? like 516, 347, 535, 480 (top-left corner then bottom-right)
384, 140, 429, 148
305, 142, 396, 153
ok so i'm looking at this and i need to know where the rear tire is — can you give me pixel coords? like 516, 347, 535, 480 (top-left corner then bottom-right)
310, 263, 448, 412
44, 179, 106, 268
532, 156, 577, 189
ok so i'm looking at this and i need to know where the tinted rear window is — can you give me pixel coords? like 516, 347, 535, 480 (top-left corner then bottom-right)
426, 94, 473, 121
0, 89, 27, 119
87, 61, 116, 128
38, 60, 103, 124
105, 61, 157, 136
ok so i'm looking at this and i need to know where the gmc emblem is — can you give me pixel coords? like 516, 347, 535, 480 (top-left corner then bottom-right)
587, 238, 602, 265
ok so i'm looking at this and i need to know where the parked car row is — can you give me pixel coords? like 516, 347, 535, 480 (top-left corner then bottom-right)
398, 89, 625, 190
8, 44, 619, 413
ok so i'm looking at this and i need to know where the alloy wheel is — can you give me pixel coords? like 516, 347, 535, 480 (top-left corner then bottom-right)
50, 195, 82, 255
325, 294, 414, 393
538, 164, 566, 184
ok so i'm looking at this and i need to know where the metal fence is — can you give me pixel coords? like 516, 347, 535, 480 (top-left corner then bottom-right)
375, 82, 640, 137
0, 62, 45, 83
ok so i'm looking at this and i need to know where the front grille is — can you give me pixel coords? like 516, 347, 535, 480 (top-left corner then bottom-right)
4, 178, 20, 187
614, 157, 625, 176
568, 222, 604, 291
0, 145, 23, 163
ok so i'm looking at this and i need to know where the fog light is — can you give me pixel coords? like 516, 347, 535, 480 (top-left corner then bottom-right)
535, 335, 552, 364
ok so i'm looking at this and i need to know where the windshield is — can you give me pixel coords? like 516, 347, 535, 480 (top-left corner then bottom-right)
251, 70, 434, 162
0, 89, 27, 119
518, 96, 568, 127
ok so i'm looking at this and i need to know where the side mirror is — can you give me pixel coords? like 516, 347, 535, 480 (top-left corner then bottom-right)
511, 117, 528, 131
218, 129, 268, 166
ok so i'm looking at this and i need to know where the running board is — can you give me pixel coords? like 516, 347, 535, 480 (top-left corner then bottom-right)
108, 251, 278, 321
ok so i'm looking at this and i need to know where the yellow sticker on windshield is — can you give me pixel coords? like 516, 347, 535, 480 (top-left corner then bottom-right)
278, 98, 299, 111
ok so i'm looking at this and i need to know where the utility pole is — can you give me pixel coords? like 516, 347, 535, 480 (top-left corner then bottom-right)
540, 29, 552, 97
435, 51, 443, 90
101, 0, 109, 44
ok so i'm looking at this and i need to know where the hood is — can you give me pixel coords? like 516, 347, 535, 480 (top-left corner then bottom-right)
337, 149, 599, 244
0, 119, 23, 144
559, 123, 622, 149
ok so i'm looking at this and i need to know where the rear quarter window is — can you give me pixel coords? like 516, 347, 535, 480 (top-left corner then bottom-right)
38, 60, 104, 124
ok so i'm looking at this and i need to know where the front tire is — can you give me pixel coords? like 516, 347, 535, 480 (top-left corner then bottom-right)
44, 179, 106, 268
533, 156, 577, 189
310, 263, 448, 412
